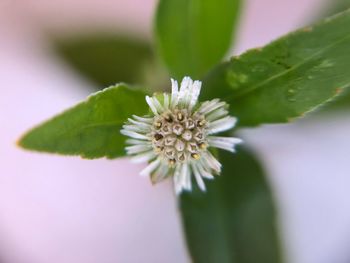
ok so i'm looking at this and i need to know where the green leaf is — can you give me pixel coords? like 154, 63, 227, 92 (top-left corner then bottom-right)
155, 0, 241, 79
180, 148, 283, 263
202, 9, 350, 127
18, 84, 148, 159
314, 1, 350, 111
52, 34, 155, 89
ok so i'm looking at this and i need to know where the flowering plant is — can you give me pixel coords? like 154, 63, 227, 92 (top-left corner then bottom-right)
18, 1, 350, 262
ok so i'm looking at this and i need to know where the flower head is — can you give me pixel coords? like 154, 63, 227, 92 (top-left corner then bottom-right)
121, 77, 242, 194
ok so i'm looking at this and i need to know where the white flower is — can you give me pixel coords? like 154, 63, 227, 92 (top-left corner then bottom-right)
121, 76, 242, 194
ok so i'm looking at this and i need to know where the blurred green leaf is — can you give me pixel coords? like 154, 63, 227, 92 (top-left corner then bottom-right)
202, 10, 350, 127
18, 84, 148, 159
180, 148, 283, 263
320, 0, 350, 18
155, 0, 241, 79
52, 34, 155, 89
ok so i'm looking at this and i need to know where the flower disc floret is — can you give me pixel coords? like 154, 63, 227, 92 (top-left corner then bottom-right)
151, 108, 207, 165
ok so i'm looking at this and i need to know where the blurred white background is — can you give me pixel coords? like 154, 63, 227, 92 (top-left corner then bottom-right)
1, 0, 350, 262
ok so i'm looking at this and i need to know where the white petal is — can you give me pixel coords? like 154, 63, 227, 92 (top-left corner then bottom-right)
121, 129, 149, 140
127, 118, 152, 129
173, 163, 192, 194
151, 96, 165, 114
179, 164, 187, 188
178, 77, 192, 107
197, 99, 225, 115
130, 151, 156, 163
173, 163, 191, 193
151, 163, 170, 184
202, 152, 222, 173
122, 124, 150, 133
146, 96, 159, 115
206, 108, 228, 122
170, 78, 179, 108
208, 116, 237, 134
205, 101, 226, 115
210, 136, 242, 144
140, 158, 161, 177
132, 115, 153, 123
192, 163, 206, 191
188, 80, 202, 110
126, 144, 153, 155
208, 142, 234, 152
208, 136, 243, 152
179, 77, 191, 93
173, 165, 183, 195
126, 139, 151, 145
163, 93, 170, 110
182, 164, 192, 191
196, 100, 210, 112
196, 162, 214, 179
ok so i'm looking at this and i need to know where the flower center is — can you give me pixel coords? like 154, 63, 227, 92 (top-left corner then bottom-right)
151, 108, 207, 165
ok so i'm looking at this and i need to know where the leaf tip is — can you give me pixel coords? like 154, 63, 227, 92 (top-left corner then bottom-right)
16, 129, 44, 154
16, 136, 25, 149
16, 132, 30, 150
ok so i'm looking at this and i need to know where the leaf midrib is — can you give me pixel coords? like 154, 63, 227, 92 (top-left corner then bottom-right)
80, 121, 123, 130
46, 121, 123, 140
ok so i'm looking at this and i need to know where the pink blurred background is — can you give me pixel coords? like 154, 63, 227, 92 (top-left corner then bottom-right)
2, 0, 350, 262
